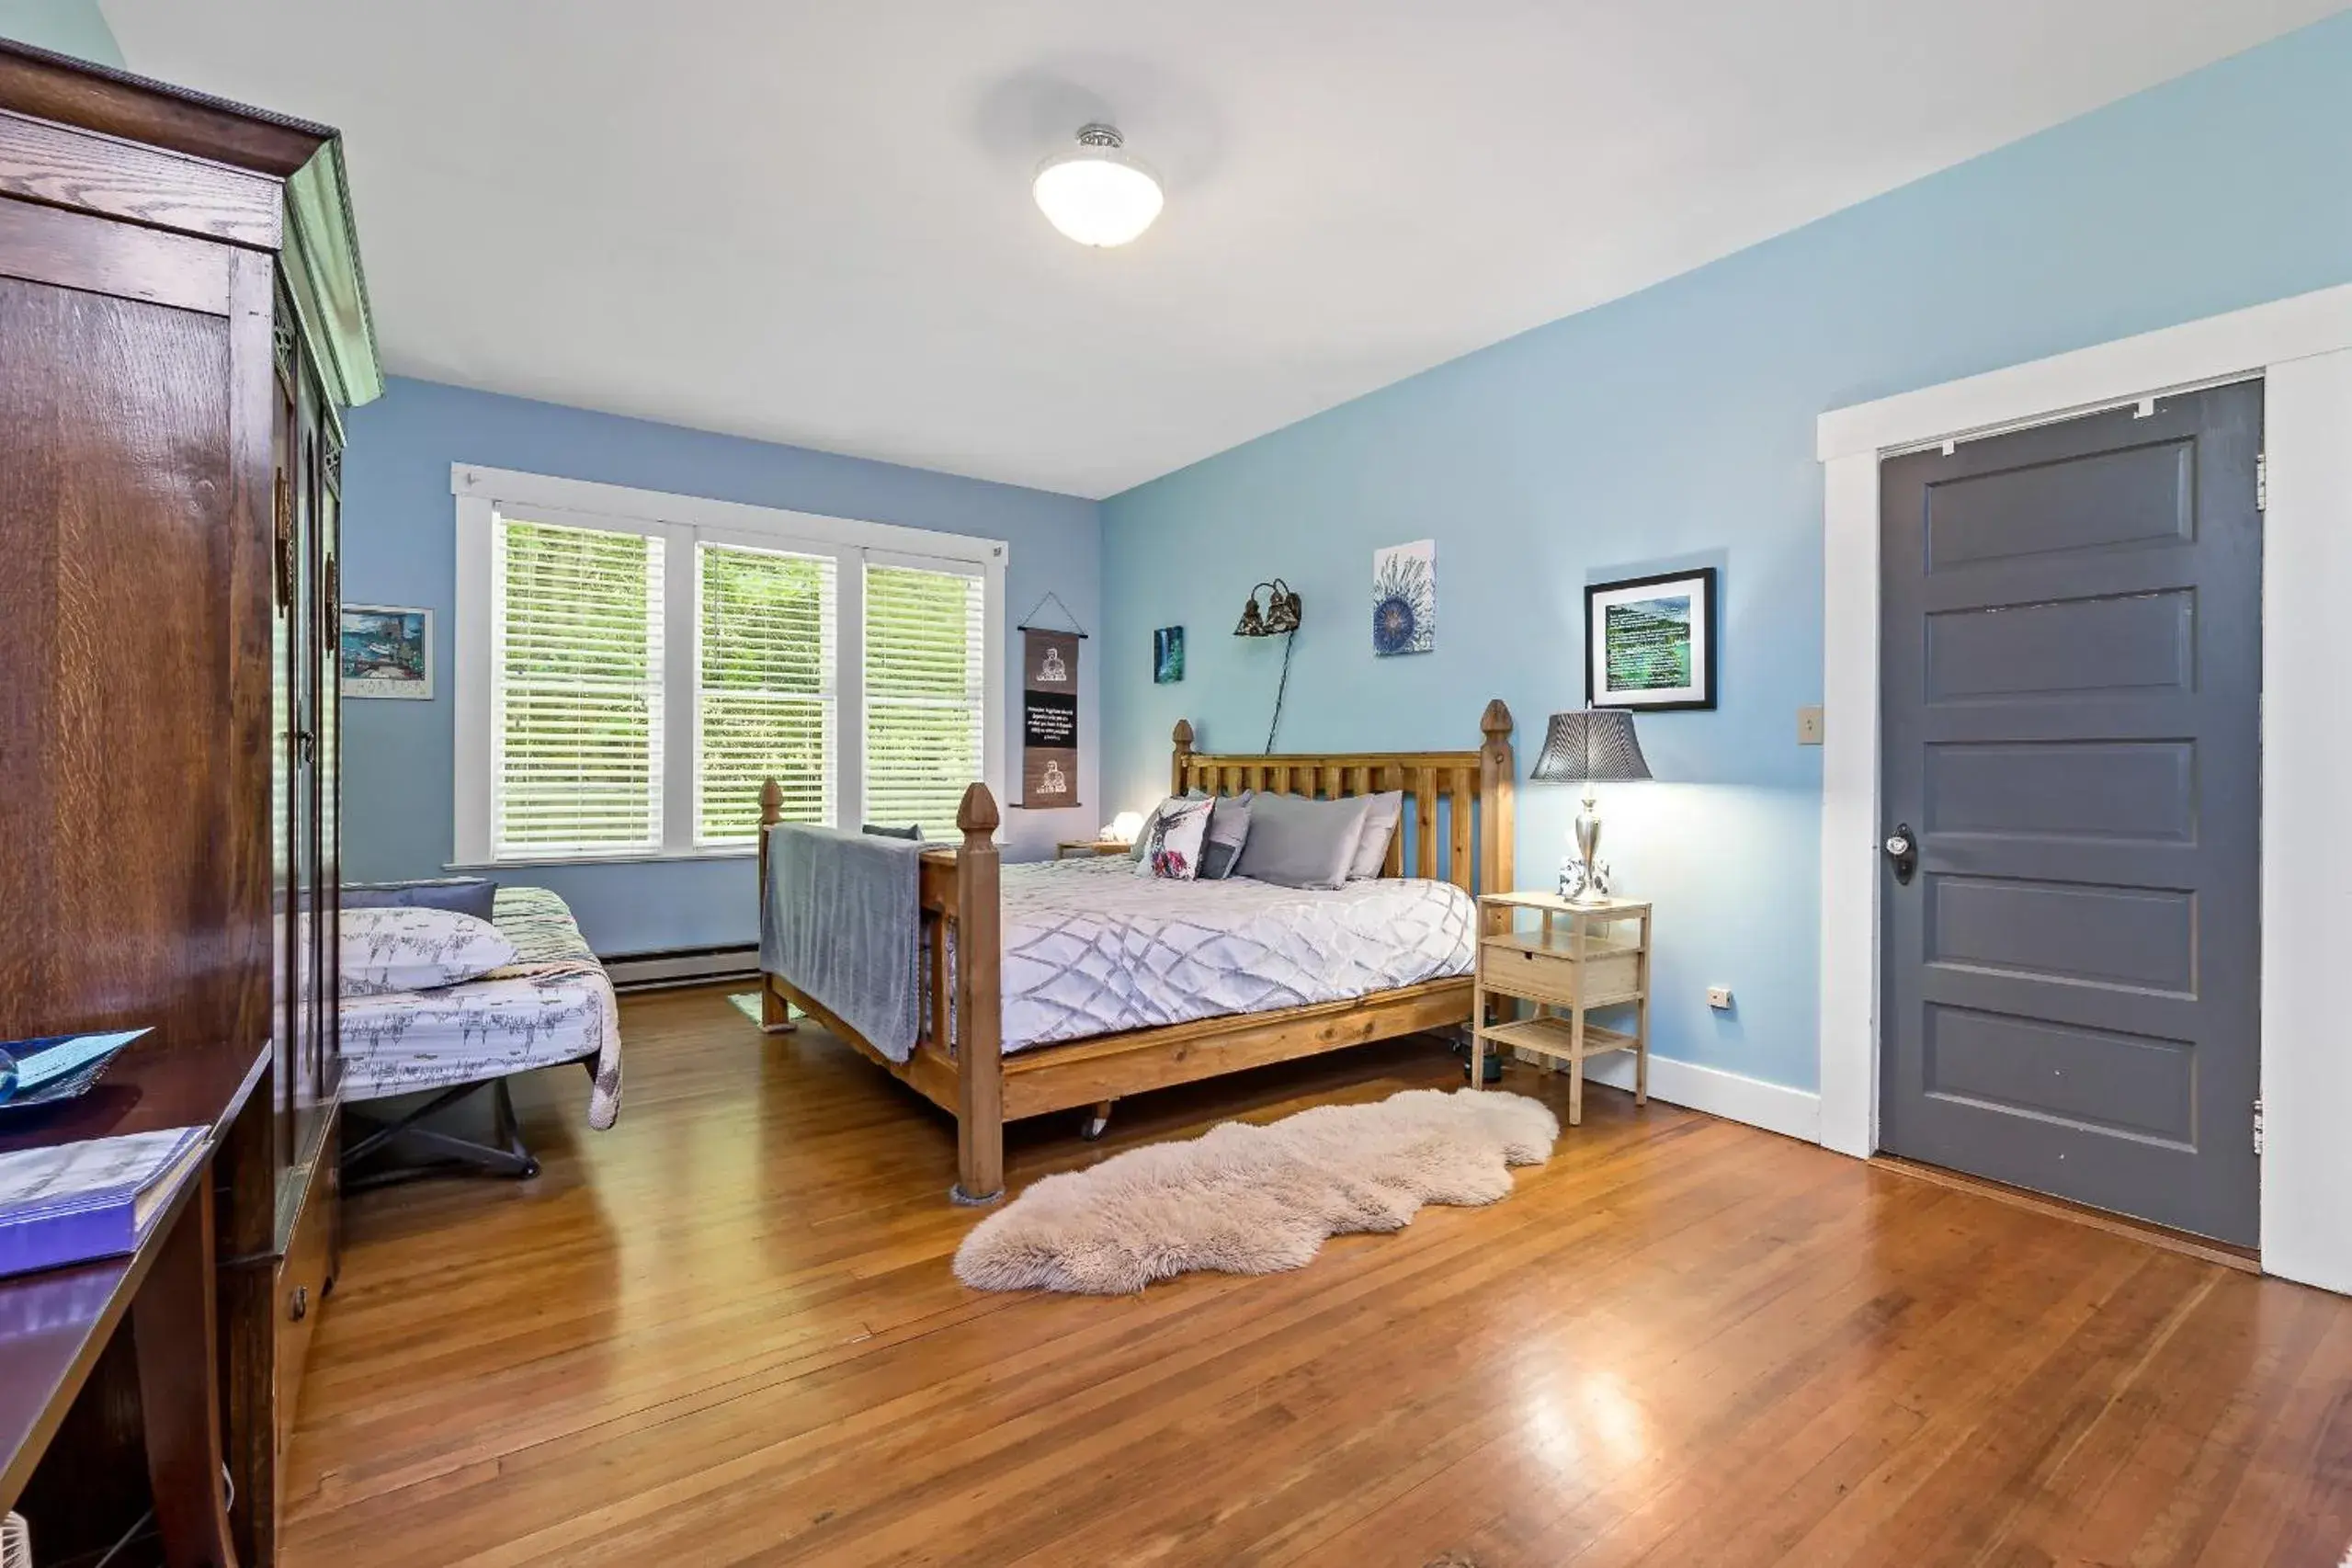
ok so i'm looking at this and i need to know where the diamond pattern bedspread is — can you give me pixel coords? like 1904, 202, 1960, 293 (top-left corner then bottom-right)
339, 886, 623, 1127
996, 859, 1474, 1053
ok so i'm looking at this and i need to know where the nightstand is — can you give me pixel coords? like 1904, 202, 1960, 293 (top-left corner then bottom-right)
1055, 839, 1131, 859
1471, 892, 1652, 1126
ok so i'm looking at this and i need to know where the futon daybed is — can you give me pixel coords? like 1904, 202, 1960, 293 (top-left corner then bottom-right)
339, 885, 621, 1189
756, 699, 1516, 1203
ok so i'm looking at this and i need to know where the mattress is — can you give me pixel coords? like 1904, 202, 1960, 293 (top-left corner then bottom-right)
997, 858, 1475, 1054
339, 886, 621, 1126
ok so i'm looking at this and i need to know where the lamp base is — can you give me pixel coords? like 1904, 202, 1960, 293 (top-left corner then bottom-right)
1557, 856, 1613, 903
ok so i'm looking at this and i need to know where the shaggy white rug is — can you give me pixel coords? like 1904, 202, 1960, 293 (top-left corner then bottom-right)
953, 1087, 1559, 1294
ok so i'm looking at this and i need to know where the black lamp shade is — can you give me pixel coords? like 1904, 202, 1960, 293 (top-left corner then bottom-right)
1530, 709, 1652, 783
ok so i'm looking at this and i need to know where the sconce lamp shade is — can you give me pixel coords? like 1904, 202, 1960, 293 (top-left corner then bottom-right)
1234, 578, 1303, 638
1529, 709, 1653, 784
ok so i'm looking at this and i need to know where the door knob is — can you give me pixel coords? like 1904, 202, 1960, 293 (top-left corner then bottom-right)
1884, 824, 1917, 886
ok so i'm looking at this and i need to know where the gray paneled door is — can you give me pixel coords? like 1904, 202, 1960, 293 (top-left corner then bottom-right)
1879, 381, 2263, 1245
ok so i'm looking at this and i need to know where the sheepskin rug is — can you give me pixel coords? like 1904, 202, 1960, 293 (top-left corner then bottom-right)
952, 1087, 1559, 1294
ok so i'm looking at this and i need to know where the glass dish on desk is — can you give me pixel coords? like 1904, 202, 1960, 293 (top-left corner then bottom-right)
0, 1029, 149, 1114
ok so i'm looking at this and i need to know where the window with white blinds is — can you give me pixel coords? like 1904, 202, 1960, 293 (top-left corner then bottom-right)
492, 516, 665, 857
863, 562, 985, 835
453, 467, 1006, 867
697, 542, 835, 845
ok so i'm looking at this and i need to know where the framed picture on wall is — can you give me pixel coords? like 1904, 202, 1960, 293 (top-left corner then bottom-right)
341, 605, 434, 699
1585, 567, 1715, 710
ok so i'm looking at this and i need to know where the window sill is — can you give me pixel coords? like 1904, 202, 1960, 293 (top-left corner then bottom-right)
444, 847, 759, 872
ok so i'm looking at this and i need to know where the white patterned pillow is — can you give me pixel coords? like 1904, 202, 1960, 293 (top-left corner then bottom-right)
1134, 796, 1214, 881
339, 905, 518, 996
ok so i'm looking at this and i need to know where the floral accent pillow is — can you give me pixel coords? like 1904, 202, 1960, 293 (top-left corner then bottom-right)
340, 905, 520, 996
1133, 795, 1214, 881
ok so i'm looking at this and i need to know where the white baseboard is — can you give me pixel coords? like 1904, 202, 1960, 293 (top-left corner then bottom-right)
1525, 1050, 1823, 1144
604, 945, 759, 991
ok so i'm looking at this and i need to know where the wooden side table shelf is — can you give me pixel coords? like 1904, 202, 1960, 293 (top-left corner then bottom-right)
1471, 892, 1652, 1125
1055, 840, 1132, 859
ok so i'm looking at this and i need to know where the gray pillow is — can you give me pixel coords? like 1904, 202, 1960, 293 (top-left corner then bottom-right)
1199, 791, 1254, 880
342, 877, 497, 924
1347, 790, 1405, 880
862, 822, 923, 840
1233, 793, 1372, 890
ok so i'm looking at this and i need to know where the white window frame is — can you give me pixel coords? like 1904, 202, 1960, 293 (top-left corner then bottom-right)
451, 463, 1007, 867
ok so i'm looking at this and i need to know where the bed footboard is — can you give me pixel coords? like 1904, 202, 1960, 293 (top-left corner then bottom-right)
756, 781, 1006, 1205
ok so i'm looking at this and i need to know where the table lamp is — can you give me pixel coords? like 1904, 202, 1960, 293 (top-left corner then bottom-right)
1529, 709, 1652, 902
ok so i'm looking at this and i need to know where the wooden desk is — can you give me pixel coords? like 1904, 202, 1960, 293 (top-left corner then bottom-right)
0, 1038, 269, 1568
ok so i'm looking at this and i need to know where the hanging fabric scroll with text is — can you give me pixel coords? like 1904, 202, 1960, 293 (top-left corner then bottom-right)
1019, 628, 1081, 807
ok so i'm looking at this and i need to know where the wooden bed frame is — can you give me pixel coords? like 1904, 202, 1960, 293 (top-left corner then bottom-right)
756, 699, 1516, 1203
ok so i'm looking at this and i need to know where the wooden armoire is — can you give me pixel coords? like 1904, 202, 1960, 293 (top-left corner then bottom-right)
0, 38, 379, 1564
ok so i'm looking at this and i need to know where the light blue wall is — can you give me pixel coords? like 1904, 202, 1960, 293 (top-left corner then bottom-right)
0, 0, 122, 65
340, 377, 1101, 956
1102, 14, 2352, 1096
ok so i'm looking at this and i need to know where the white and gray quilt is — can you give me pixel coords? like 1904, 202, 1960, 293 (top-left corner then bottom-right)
994, 859, 1474, 1053
338, 886, 622, 1128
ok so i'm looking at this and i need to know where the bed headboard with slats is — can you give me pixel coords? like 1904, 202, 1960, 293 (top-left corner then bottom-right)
1169, 699, 1515, 899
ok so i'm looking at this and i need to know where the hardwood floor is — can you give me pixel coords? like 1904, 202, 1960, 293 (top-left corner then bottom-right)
282, 985, 2352, 1567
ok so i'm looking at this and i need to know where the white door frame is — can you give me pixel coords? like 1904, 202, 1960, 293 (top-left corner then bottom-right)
1816, 281, 2352, 1295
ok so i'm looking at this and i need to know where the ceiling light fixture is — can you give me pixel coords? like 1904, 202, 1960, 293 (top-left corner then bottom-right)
1033, 123, 1163, 248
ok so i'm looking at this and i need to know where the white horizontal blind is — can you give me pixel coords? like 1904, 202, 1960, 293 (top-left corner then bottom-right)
696, 540, 837, 844
492, 514, 665, 858
864, 562, 985, 837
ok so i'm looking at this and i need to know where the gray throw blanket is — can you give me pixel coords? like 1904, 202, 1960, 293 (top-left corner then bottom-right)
759, 824, 926, 1062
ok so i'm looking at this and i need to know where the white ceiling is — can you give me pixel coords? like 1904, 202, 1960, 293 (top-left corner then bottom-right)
101, 0, 2344, 498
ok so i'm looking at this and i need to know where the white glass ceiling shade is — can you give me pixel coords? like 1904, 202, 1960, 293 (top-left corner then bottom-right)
1033, 124, 1163, 247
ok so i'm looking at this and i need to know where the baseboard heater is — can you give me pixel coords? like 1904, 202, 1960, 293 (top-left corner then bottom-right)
603, 943, 760, 993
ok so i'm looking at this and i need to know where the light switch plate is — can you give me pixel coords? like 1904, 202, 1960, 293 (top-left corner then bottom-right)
1797, 705, 1824, 745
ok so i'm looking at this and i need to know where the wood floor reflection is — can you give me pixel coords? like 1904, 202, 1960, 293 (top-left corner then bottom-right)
281, 985, 2352, 1567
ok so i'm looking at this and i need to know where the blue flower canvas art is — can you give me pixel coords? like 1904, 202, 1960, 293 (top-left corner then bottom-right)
1371, 540, 1435, 656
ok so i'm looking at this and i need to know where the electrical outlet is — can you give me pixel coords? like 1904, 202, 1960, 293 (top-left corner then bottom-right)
1797, 706, 1824, 745
1707, 985, 1733, 1011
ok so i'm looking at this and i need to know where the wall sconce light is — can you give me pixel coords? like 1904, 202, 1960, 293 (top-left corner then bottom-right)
1234, 577, 1304, 752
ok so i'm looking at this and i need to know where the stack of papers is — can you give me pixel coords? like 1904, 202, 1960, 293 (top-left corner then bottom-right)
0, 1126, 208, 1278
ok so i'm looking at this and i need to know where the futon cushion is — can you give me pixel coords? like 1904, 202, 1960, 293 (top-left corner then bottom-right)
1346, 790, 1405, 880
342, 876, 498, 923
340, 906, 519, 997
1135, 796, 1215, 881
1233, 793, 1373, 890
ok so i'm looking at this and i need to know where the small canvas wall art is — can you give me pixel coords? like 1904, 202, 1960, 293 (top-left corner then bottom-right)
1371, 539, 1436, 656
341, 606, 434, 699
1153, 625, 1185, 684
1585, 566, 1716, 710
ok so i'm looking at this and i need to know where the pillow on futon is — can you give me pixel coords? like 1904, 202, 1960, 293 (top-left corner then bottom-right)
340, 906, 519, 997
1346, 790, 1405, 880
862, 823, 923, 840
342, 876, 498, 923
1233, 793, 1372, 890
1135, 796, 1214, 881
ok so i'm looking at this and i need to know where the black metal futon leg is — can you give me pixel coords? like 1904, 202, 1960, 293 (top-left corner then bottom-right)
342, 1076, 542, 1192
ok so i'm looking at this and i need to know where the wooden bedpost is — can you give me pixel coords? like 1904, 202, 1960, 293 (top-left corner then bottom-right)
1171, 718, 1195, 797
756, 779, 792, 1030
950, 782, 1005, 1205
1477, 700, 1516, 935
